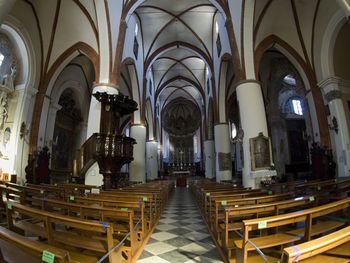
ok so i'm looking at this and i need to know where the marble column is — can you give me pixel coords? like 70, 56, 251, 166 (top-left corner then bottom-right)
86, 83, 118, 138
12, 85, 37, 182
319, 77, 350, 177
0, 0, 16, 25
204, 140, 215, 179
129, 124, 146, 183
146, 140, 158, 180
85, 83, 118, 186
214, 123, 232, 182
236, 80, 270, 188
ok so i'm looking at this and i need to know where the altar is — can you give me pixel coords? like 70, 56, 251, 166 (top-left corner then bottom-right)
172, 170, 191, 176
170, 169, 192, 187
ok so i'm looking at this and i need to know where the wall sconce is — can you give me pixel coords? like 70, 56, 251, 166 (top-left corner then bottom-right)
19, 122, 29, 139
329, 116, 338, 134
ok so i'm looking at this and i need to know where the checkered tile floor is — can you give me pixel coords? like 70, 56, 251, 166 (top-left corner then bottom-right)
137, 187, 224, 263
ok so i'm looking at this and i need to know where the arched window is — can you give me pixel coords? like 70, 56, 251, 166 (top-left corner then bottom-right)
292, 99, 303, 115
283, 74, 296, 86
193, 135, 198, 154
0, 53, 4, 67
230, 122, 237, 140
135, 23, 138, 36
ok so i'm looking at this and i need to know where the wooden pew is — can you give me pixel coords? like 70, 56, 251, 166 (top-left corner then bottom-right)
89, 192, 156, 228
5, 183, 57, 205
6, 202, 125, 263
235, 198, 350, 263
220, 196, 318, 259
0, 226, 97, 263
281, 226, 350, 262
203, 189, 264, 220
31, 196, 141, 258
209, 192, 295, 229
69, 195, 147, 239
189, 180, 246, 209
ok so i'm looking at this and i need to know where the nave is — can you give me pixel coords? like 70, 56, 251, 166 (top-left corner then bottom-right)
137, 187, 223, 263
0, 178, 350, 263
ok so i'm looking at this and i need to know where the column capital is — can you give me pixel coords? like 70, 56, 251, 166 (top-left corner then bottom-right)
130, 123, 146, 128
214, 122, 229, 127
235, 79, 261, 89
146, 140, 158, 143
49, 101, 62, 112
318, 77, 344, 103
318, 76, 343, 89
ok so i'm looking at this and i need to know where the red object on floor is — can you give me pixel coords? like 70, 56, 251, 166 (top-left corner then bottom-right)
176, 176, 186, 187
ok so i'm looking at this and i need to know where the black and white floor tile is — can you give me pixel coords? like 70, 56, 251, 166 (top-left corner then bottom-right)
137, 187, 224, 263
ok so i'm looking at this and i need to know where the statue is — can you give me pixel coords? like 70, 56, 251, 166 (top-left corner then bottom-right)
0, 127, 11, 159
1, 65, 16, 91
0, 91, 8, 129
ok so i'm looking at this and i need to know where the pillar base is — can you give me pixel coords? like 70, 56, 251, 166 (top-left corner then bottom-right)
243, 170, 277, 189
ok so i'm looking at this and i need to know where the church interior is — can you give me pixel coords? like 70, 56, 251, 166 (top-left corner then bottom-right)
0, 0, 350, 262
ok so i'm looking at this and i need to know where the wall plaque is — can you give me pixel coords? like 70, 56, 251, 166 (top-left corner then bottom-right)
218, 152, 231, 171
249, 132, 272, 171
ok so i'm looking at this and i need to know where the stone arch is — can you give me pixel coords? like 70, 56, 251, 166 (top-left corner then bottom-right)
0, 18, 37, 180
217, 54, 234, 123
29, 42, 99, 153
258, 49, 313, 178
255, 35, 330, 148
320, 10, 348, 79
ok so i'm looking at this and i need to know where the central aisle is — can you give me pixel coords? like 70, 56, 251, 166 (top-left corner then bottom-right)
137, 187, 224, 263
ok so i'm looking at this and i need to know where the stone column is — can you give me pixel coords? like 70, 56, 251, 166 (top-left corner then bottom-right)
0, 0, 16, 25
204, 140, 215, 179
336, 0, 350, 17
129, 124, 146, 183
85, 84, 119, 186
236, 80, 270, 188
319, 77, 350, 177
146, 140, 158, 180
86, 84, 118, 138
12, 85, 37, 182
214, 123, 232, 182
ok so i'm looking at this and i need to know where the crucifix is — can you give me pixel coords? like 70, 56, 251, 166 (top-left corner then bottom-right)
179, 149, 184, 167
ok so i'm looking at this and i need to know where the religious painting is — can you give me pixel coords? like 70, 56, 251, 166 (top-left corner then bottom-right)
218, 152, 231, 171
249, 132, 272, 170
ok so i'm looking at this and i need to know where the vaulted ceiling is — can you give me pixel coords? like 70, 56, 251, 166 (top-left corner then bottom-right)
135, 0, 217, 135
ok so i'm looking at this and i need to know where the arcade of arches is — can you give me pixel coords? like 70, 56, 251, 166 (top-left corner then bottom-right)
0, 0, 350, 261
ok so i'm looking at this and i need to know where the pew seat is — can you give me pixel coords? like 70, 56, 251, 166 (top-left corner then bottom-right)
0, 226, 98, 263
282, 226, 350, 263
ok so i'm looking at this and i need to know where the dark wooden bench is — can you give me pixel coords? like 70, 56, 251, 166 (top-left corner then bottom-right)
0, 226, 97, 263
236, 198, 350, 263
220, 196, 318, 259
71, 195, 147, 239
281, 225, 350, 262
211, 192, 295, 231
6, 202, 125, 262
